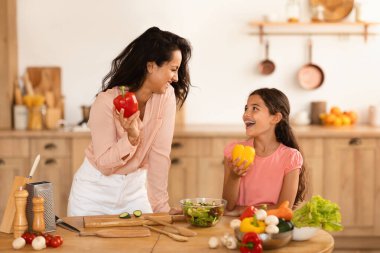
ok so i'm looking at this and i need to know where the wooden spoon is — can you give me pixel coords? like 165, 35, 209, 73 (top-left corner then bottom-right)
143, 224, 188, 242
145, 216, 197, 237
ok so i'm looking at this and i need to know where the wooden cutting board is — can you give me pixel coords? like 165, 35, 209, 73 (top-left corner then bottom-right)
79, 227, 151, 238
84, 213, 177, 228
26, 67, 64, 118
27, 67, 61, 100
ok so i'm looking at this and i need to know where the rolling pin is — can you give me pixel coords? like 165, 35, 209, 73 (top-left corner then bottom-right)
79, 227, 151, 238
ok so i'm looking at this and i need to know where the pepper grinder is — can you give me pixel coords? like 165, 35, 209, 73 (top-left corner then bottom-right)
32, 196, 45, 233
14, 186, 29, 238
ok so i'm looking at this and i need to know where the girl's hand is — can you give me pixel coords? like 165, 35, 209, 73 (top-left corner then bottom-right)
227, 157, 248, 177
114, 108, 141, 142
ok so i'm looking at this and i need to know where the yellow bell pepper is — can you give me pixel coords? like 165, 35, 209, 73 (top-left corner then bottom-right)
240, 216, 266, 234
232, 144, 255, 169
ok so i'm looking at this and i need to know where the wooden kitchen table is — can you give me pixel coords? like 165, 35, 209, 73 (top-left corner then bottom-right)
0, 216, 334, 252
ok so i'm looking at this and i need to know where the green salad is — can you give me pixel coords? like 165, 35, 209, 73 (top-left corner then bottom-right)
292, 195, 343, 232
182, 200, 224, 227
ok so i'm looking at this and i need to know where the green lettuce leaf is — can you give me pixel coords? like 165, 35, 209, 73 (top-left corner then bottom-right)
291, 195, 343, 232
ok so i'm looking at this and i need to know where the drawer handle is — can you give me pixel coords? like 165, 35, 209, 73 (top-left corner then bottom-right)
349, 138, 362, 146
171, 142, 183, 149
0, 159, 5, 166
171, 158, 180, 165
44, 143, 57, 150
45, 158, 57, 165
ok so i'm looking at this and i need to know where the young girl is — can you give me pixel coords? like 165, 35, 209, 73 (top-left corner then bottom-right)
222, 88, 306, 213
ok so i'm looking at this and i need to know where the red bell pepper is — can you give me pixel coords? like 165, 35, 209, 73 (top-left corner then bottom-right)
240, 232, 263, 253
113, 86, 138, 118
240, 206, 257, 221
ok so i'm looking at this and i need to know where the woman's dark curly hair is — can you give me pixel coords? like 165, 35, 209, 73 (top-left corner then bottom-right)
101, 27, 192, 107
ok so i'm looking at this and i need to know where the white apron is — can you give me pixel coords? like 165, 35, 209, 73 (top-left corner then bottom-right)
67, 158, 152, 216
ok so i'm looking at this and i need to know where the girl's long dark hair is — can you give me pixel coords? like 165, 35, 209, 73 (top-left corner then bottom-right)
250, 88, 307, 207
101, 27, 192, 107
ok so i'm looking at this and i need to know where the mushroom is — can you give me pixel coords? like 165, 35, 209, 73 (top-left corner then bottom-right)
31, 236, 46, 251
12, 237, 26, 250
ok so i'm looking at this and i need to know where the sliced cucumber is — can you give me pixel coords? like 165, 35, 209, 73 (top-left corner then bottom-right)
133, 210, 142, 218
119, 212, 131, 219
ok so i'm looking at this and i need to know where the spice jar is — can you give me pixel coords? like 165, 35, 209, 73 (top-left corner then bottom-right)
286, 0, 301, 22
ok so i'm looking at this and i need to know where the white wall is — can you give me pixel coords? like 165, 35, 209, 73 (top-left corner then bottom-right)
17, 0, 380, 126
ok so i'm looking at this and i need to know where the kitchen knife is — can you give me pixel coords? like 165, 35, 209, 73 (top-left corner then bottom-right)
55, 216, 80, 233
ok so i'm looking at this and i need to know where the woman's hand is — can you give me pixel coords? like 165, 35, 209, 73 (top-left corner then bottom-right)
226, 157, 248, 177
114, 108, 141, 144
169, 207, 183, 215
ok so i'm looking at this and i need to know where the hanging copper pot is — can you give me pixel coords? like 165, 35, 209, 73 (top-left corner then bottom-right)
258, 41, 275, 75
298, 39, 324, 90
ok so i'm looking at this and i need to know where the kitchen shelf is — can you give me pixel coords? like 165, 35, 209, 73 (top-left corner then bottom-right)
249, 21, 380, 43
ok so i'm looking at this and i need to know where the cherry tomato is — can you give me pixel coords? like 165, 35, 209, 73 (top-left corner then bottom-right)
50, 237, 61, 248
21, 232, 36, 244
42, 233, 53, 247
54, 235, 63, 246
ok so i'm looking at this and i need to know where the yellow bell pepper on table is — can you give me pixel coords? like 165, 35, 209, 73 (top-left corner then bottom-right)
240, 215, 266, 234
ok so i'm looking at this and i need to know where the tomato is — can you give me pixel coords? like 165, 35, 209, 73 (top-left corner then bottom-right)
50, 237, 61, 248
113, 86, 138, 118
42, 233, 53, 247
54, 235, 63, 246
21, 232, 36, 244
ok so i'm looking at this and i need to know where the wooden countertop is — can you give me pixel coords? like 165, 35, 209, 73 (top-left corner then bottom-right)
1, 124, 380, 138
0, 216, 334, 252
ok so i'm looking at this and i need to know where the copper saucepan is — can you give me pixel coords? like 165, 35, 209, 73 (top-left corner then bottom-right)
258, 41, 275, 75
298, 39, 324, 90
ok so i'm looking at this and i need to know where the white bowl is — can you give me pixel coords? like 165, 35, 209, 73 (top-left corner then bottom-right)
292, 227, 319, 241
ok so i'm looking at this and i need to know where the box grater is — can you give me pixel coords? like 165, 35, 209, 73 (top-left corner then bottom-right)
26, 181, 56, 232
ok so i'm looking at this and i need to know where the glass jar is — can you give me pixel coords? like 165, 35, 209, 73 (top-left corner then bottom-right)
311, 4, 324, 22
286, 0, 301, 22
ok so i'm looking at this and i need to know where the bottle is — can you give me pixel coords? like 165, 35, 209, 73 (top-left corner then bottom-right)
32, 196, 45, 233
13, 186, 29, 238
286, 0, 301, 22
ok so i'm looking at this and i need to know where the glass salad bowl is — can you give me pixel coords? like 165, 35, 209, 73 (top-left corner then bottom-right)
179, 198, 227, 227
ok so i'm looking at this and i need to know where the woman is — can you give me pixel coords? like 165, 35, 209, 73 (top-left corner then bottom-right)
68, 27, 192, 216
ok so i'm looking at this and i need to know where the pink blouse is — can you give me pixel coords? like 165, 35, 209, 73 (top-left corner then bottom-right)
224, 139, 303, 206
85, 85, 176, 212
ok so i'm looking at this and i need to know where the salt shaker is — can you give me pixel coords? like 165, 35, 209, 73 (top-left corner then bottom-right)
32, 196, 45, 233
14, 186, 29, 238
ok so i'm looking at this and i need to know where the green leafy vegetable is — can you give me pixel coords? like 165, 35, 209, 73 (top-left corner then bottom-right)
291, 195, 343, 232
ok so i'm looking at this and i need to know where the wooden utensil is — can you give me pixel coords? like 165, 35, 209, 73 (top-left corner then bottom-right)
145, 216, 197, 237
0, 154, 40, 233
79, 227, 151, 238
143, 224, 188, 242
84, 213, 174, 228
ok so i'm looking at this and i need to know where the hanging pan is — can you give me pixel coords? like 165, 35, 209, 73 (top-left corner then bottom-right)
258, 40, 275, 75
298, 39, 324, 90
